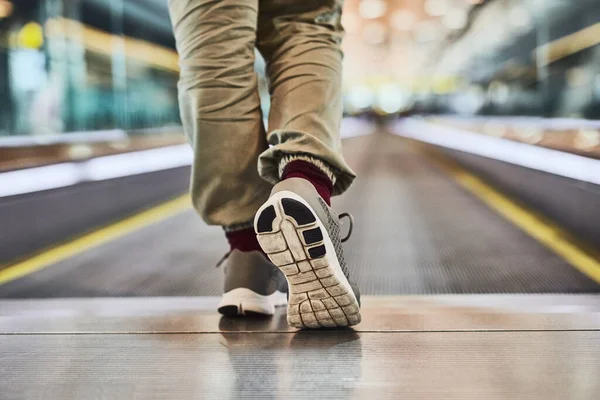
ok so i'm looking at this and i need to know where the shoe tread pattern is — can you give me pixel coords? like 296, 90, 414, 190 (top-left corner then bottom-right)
256, 196, 361, 328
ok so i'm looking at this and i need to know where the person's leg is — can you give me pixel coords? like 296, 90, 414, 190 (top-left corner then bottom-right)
256, 0, 356, 198
253, 0, 361, 329
168, 0, 272, 233
168, 0, 286, 315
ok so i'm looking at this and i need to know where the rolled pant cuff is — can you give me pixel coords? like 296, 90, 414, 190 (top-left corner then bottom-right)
278, 154, 338, 186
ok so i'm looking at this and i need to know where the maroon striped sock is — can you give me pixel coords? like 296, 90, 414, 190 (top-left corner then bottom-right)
226, 227, 263, 253
226, 159, 333, 252
282, 160, 333, 206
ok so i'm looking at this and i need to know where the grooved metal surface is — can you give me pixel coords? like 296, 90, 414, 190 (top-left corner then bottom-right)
2, 331, 599, 399
0, 133, 598, 297
0, 166, 190, 264
0, 212, 227, 297
446, 148, 600, 250
2, 296, 600, 399
338, 133, 599, 294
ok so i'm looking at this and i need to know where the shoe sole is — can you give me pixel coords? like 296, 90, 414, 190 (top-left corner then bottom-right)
218, 288, 287, 316
254, 190, 361, 329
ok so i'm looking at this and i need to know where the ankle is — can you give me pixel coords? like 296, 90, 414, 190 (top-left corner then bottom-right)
281, 160, 333, 205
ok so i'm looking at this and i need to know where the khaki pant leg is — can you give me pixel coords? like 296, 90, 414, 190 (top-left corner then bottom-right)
169, 0, 272, 229
256, 0, 356, 195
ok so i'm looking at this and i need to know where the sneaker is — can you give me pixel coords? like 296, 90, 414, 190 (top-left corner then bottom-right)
217, 249, 288, 316
254, 178, 361, 328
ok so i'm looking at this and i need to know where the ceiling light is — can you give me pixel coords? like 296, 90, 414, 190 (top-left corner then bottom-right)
391, 9, 416, 31
359, 0, 388, 20
377, 85, 410, 114
424, 0, 449, 17
0, 0, 13, 19
342, 12, 361, 34
18, 22, 45, 49
348, 86, 376, 109
363, 21, 387, 44
414, 21, 440, 43
442, 8, 468, 30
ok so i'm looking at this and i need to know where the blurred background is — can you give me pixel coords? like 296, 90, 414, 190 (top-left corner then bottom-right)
0, 0, 599, 297
2, 0, 600, 136
1, 3, 599, 398
342, 0, 600, 119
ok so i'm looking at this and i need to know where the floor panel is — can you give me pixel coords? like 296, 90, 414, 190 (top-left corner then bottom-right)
2, 330, 599, 400
1, 295, 599, 334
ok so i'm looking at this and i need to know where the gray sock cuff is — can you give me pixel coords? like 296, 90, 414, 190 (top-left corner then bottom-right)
223, 220, 255, 233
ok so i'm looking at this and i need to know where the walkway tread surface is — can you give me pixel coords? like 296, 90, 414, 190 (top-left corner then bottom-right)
0, 133, 598, 297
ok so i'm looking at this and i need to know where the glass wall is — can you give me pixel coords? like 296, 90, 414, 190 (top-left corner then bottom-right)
0, 0, 180, 137
433, 0, 600, 119
3, 0, 600, 139
342, 0, 600, 119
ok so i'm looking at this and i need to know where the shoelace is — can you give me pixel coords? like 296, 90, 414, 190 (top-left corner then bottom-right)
339, 212, 354, 243
215, 251, 231, 268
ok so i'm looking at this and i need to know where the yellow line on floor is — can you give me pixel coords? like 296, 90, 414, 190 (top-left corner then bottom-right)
0, 195, 191, 286
434, 155, 600, 285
